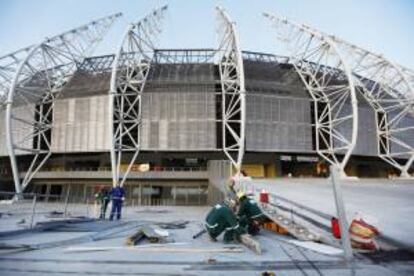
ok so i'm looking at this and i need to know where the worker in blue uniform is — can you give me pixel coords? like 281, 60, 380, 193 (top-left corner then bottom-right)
109, 185, 125, 220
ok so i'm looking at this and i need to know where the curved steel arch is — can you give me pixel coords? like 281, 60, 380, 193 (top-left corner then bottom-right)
0, 47, 34, 109
327, 38, 414, 178
264, 13, 358, 177
6, 13, 121, 194
215, 6, 246, 176
109, 6, 168, 187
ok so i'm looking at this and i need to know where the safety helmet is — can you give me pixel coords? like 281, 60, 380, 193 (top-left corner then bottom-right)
236, 191, 246, 200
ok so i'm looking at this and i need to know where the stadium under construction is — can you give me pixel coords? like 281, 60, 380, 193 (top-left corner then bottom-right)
0, 6, 413, 205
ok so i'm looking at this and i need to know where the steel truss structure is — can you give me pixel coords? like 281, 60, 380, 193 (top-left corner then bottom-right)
329, 38, 414, 178
0, 47, 33, 108
216, 7, 246, 175
264, 13, 358, 177
5, 13, 121, 194
109, 6, 168, 187
153, 48, 216, 64
264, 12, 414, 178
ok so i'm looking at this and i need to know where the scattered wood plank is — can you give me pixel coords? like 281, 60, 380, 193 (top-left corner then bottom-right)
240, 234, 262, 255
64, 245, 244, 253
125, 228, 145, 246
125, 226, 169, 246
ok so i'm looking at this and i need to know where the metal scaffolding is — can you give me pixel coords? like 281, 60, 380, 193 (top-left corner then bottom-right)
216, 7, 246, 175
5, 13, 121, 194
264, 12, 359, 177
109, 6, 168, 187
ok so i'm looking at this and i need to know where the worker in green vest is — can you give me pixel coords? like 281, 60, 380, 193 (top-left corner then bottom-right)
237, 191, 265, 235
205, 202, 246, 243
95, 187, 110, 219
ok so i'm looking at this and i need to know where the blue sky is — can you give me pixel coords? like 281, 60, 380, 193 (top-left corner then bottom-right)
0, 0, 413, 68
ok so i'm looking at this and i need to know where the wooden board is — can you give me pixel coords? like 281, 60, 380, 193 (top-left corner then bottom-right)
240, 234, 261, 255
125, 226, 169, 245
64, 245, 244, 254
125, 228, 144, 246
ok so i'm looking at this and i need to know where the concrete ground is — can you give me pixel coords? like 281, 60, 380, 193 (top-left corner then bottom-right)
248, 178, 414, 250
0, 201, 412, 275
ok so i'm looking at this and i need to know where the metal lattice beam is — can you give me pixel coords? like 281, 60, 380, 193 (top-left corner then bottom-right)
216, 6, 246, 175
327, 37, 414, 178
264, 13, 358, 177
109, 6, 168, 187
6, 13, 122, 194
0, 47, 34, 109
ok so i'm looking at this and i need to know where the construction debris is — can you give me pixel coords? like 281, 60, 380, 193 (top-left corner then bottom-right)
45, 211, 65, 218
349, 214, 380, 252
136, 209, 170, 214
0, 212, 13, 218
125, 225, 169, 246
206, 258, 218, 264
157, 220, 189, 229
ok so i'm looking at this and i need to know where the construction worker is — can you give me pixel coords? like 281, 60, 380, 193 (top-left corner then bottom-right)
226, 177, 237, 201
95, 187, 110, 219
205, 201, 246, 243
237, 191, 265, 235
109, 185, 125, 220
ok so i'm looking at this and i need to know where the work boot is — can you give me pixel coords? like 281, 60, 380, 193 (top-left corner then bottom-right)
223, 230, 236, 243
248, 221, 260, 236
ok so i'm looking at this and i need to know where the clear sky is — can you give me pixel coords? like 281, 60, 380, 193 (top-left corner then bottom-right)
0, 0, 413, 69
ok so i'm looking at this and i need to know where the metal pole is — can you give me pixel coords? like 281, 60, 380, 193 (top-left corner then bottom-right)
330, 165, 353, 261
63, 185, 70, 218
30, 194, 37, 229
86, 197, 89, 217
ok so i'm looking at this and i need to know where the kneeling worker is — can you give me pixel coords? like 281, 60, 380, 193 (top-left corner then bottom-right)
205, 202, 246, 243
237, 191, 265, 235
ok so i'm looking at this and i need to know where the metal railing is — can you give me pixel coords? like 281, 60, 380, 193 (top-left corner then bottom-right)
0, 190, 88, 229
38, 166, 208, 172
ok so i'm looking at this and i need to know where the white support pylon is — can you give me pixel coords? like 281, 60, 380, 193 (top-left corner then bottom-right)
109, 6, 168, 188
325, 36, 414, 178
263, 12, 359, 177
6, 13, 122, 195
216, 6, 246, 177
263, 12, 357, 262
0, 47, 34, 109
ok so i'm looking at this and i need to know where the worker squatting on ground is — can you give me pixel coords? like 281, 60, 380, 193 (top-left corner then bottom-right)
237, 191, 265, 235
109, 185, 125, 220
205, 202, 246, 243
95, 187, 110, 219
